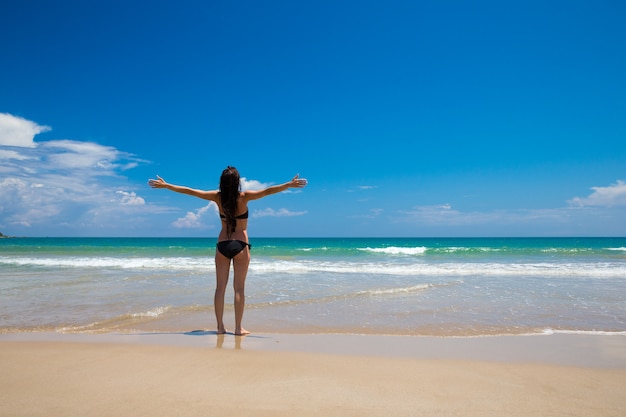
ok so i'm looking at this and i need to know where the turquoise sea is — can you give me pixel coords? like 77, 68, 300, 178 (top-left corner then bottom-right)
1, 237, 625, 336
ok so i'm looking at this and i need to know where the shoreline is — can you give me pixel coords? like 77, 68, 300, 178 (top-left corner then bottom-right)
2, 331, 626, 417
2, 330, 626, 369
5, 302, 625, 338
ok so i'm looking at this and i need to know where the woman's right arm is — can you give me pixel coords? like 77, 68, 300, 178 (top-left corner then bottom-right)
148, 175, 218, 201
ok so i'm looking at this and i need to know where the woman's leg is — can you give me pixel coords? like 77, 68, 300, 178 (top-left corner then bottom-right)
214, 251, 231, 334
232, 247, 251, 335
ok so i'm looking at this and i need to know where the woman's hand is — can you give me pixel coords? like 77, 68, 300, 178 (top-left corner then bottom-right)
148, 175, 168, 189
290, 174, 308, 188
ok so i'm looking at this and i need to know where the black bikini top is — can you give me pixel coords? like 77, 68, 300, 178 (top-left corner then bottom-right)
219, 210, 249, 220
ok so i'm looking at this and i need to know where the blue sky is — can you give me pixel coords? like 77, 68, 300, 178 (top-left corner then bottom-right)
1, 0, 625, 237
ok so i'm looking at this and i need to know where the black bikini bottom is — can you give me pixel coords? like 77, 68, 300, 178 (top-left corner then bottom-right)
216, 240, 251, 259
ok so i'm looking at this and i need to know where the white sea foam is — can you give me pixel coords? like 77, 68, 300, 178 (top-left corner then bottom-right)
541, 248, 591, 253
57, 306, 174, 333
252, 259, 626, 278
358, 284, 433, 296
607, 247, 626, 252
359, 246, 427, 255
3, 256, 626, 278
131, 306, 171, 318
0, 256, 214, 271
542, 328, 626, 336
436, 247, 500, 253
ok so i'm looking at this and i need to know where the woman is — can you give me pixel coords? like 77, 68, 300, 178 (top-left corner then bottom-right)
148, 167, 307, 335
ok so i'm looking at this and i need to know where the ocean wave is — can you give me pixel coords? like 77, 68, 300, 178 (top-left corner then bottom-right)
358, 283, 433, 296
540, 248, 593, 253
358, 246, 427, 255
359, 246, 607, 256
0, 256, 215, 271
431, 247, 502, 253
3, 255, 626, 278
131, 306, 171, 318
251, 281, 457, 309
252, 259, 626, 278
59, 306, 175, 333
541, 328, 626, 336
356, 281, 462, 297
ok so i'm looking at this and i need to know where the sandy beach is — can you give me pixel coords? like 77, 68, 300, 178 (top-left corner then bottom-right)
1, 332, 625, 417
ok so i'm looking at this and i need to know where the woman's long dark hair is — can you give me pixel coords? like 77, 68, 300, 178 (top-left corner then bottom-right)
219, 166, 241, 236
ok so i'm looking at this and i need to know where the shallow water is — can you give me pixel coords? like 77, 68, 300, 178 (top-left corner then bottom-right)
1, 237, 625, 336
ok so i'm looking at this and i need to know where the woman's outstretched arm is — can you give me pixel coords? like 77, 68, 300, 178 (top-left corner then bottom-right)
148, 175, 218, 201
244, 174, 307, 201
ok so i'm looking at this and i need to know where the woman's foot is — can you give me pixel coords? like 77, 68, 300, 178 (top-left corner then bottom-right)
234, 328, 250, 336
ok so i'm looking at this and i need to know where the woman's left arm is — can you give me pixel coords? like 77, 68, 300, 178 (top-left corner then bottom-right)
244, 174, 307, 201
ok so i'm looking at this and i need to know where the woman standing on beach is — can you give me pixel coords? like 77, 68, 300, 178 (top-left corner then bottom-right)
149, 167, 307, 335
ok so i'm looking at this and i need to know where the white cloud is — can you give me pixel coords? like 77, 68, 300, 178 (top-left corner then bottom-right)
351, 208, 384, 220
398, 204, 568, 227
172, 203, 218, 228
400, 204, 464, 224
42, 140, 140, 173
0, 113, 149, 231
0, 177, 60, 227
348, 185, 377, 193
116, 191, 145, 206
2, 138, 144, 179
398, 203, 625, 236
0, 113, 51, 147
0, 149, 37, 161
253, 208, 308, 217
568, 180, 626, 207
241, 177, 270, 191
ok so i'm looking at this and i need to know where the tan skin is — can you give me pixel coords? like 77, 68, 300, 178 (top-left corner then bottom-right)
148, 173, 307, 335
